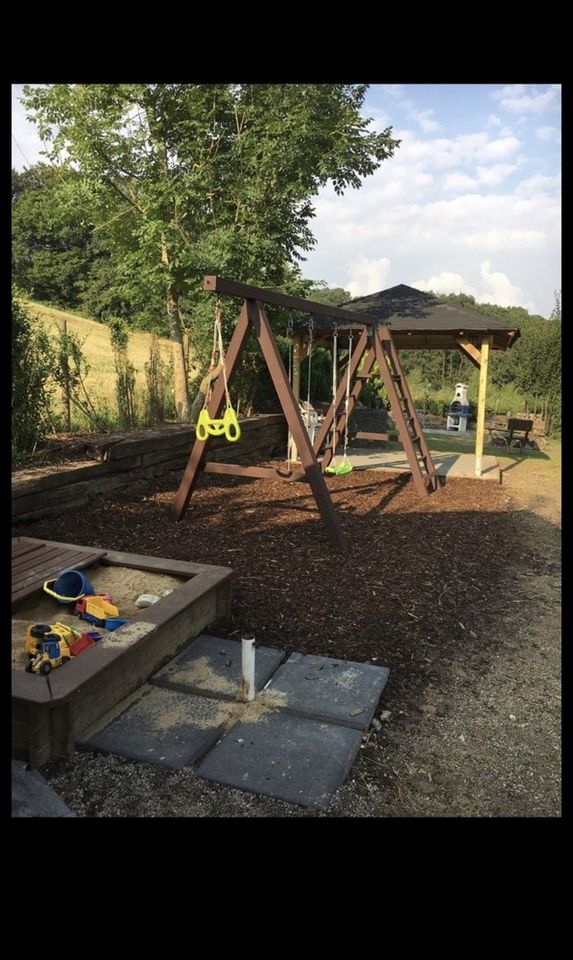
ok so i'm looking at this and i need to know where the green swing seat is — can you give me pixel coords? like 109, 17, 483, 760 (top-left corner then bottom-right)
325, 459, 353, 476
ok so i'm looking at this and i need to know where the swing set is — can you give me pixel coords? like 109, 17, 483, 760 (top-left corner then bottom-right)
173, 276, 440, 551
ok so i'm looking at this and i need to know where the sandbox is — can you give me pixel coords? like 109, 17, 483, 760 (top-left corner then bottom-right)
12, 537, 232, 767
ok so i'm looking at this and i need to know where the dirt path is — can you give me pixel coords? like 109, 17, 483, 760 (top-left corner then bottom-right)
13, 449, 561, 818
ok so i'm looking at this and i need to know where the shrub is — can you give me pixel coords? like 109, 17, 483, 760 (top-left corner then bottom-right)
11, 293, 55, 463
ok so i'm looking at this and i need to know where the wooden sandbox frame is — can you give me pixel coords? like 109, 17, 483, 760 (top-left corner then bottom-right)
12, 537, 232, 767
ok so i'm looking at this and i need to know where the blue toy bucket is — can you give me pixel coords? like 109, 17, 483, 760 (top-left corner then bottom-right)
43, 569, 95, 604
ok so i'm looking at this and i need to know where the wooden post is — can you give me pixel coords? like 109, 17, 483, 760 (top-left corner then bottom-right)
250, 301, 346, 551
475, 336, 491, 477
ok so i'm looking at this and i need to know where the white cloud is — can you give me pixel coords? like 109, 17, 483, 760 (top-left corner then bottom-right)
411, 271, 476, 297
480, 136, 521, 160
474, 163, 517, 185
535, 125, 560, 142
492, 84, 558, 114
487, 114, 502, 127
463, 229, 545, 251
443, 163, 516, 192
346, 257, 392, 297
412, 262, 535, 311
493, 85, 527, 100
479, 260, 533, 309
516, 172, 561, 196
366, 106, 392, 133
443, 173, 477, 192
381, 84, 405, 99
405, 131, 520, 168
408, 106, 442, 133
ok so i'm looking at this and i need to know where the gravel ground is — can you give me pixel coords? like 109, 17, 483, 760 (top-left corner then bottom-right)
12, 456, 561, 818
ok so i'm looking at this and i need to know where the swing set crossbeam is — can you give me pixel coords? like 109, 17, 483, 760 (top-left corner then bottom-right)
203, 462, 310, 483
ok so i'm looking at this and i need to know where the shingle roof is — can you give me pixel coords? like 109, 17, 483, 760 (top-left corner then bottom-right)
293, 284, 520, 350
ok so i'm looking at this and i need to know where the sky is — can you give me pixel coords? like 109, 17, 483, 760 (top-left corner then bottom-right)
12, 83, 562, 318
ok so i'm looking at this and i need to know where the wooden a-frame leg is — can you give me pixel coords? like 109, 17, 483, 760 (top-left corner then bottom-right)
249, 300, 346, 551
172, 304, 251, 520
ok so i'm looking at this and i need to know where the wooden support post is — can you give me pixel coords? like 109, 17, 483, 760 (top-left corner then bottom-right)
172, 304, 251, 519
456, 337, 482, 370
249, 300, 346, 551
475, 335, 491, 477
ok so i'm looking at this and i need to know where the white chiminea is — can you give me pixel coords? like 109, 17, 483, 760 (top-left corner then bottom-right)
446, 383, 469, 432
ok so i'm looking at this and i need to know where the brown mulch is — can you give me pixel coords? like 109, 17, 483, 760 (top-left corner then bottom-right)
12, 463, 561, 818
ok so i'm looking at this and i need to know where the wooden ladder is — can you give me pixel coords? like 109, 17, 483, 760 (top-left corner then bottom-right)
373, 326, 440, 496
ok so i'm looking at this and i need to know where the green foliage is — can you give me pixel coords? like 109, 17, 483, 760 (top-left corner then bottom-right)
144, 335, 174, 424
108, 317, 137, 428
22, 84, 400, 416
50, 326, 109, 430
12, 165, 96, 307
11, 293, 55, 463
305, 281, 352, 306
301, 346, 332, 404
359, 368, 388, 408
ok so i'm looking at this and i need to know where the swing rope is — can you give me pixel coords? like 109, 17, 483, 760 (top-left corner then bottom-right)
341, 331, 354, 465
196, 301, 241, 443
325, 329, 354, 476
306, 317, 314, 412
330, 324, 338, 460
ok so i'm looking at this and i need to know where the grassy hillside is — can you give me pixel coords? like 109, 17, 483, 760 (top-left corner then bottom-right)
27, 302, 174, 422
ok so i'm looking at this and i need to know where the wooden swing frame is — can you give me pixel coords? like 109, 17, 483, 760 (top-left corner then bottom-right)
173, 276, 438, 552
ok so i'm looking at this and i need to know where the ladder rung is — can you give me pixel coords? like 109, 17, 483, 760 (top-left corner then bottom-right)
391, 374, 401, 381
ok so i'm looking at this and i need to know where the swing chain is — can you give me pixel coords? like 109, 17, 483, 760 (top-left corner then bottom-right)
342, 331, 354, 461
306, 317, 314, 411
331, 324, 338, 456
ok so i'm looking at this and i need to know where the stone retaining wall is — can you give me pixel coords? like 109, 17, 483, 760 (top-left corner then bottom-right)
13, 415, 287, 522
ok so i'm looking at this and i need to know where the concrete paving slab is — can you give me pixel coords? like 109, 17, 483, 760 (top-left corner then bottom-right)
12, 760, 76, 817
263, 652, 390, 730
151, 634, 285, 700
79, 684, 229, 768
347, 446, 500, 481
197, 711, 363, 809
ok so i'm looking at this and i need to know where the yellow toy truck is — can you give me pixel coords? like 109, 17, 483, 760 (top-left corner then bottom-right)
25, 623, 78, 675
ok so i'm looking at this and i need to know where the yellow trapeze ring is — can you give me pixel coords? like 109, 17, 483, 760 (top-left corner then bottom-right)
196, 407, 241, 442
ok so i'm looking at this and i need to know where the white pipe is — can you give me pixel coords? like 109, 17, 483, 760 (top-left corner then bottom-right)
241, 637, 256, 702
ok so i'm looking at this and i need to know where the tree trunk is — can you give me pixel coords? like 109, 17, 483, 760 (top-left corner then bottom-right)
145, 96, 190, 422
161, 237, 189, 420
166, 286, 190, 420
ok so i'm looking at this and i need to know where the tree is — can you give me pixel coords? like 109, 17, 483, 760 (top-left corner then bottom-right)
22, 84, 399, 419
305, 281, 352, 306
11, 291, 55, 462
12, 165, 96, 307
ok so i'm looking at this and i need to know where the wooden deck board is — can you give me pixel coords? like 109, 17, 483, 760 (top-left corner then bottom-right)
12, 539, 107, 606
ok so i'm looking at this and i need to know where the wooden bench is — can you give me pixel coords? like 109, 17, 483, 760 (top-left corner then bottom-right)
488, 417, 534, 456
